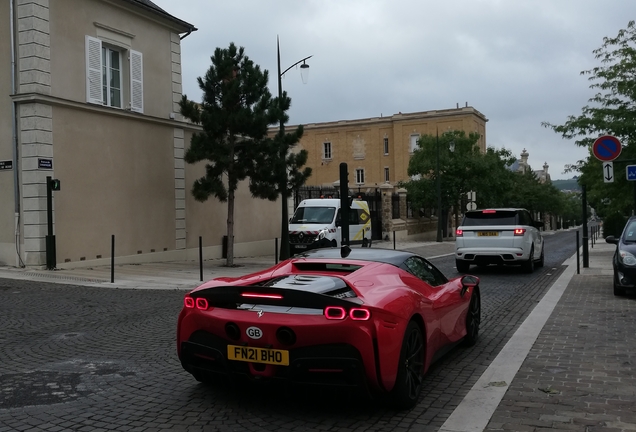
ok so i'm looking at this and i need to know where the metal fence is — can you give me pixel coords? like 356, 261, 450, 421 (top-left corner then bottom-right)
294, 186, 340, 208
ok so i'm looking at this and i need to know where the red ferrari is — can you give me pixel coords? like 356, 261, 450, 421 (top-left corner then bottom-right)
177, 248, 480, 409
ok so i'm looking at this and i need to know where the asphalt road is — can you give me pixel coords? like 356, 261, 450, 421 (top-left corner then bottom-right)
0, 231, 577, 432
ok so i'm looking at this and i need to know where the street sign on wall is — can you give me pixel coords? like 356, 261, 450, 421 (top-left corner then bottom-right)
592, 135, 621, 161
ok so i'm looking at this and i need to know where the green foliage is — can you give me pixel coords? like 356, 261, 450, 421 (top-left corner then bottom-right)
543, 21, 636, 216
560, 191, 583, 226
248, 125, 312, 200
404, 130, 493, 211
603, 211, 628, 238
179, 43, 274, 203
402, 130, 579, 224
179, 42, 312, 264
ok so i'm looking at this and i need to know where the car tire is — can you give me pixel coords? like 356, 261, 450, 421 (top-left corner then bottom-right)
463, 290, 481, 347
614, 283, 626, 296
537, 245, 545, 268
522, 247, 535, 273
456, 260, 470, 273
614, 273, 626, 296
192, 371, 213, 385
390, 321, 424, 410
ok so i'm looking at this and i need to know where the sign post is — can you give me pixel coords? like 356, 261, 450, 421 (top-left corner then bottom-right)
627, 165, 636, 216
466, 191, 476, 211
590, 135, 622, 267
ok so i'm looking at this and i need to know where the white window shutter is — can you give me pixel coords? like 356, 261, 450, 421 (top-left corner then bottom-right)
85, 36, 103, 104
130, 50, 143, 113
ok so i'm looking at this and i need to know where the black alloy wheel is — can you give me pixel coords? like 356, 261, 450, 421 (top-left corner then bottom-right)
537, 245, 545, 268
456, 259, 470, 273
614, 271, 626, 296
390, 321, 425, 409
463, 290, 481, 347
522, 246, 535, 273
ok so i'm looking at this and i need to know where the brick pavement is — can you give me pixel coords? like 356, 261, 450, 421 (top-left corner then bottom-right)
0, 232, 624, 432
440, 239, 633, 432
483, 267, 636, 431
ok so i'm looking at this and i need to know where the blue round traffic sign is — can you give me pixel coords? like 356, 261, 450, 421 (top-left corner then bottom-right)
592, 135, 621, 161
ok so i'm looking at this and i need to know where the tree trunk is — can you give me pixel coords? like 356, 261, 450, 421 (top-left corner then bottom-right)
226, 187, 235, 267
226, 140, 236, 267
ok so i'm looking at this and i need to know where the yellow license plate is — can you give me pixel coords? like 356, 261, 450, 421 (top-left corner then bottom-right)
478, 231, 499, 236
227, 345, 289, 366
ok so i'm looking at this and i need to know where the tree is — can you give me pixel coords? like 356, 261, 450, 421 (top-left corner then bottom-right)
404, 130, 516, 231
179, 43, 276, 266
247, 99, 312, 204
403, 131, 572, 228
543, 21, 636, 215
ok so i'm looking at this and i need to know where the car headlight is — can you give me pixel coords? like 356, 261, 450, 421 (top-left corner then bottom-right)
618, 249, 636, 266
316, 229, 328, 241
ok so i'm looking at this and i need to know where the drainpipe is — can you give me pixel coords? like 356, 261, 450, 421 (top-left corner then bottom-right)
10, 0, 23, 267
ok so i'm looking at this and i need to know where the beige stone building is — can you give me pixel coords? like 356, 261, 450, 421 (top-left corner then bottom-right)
295, 107, 488, 188
0, 0, 281, 268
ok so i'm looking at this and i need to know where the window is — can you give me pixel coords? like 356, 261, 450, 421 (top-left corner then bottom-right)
86, 36, 143, 113
323, 142, 332, 159
403, 256, 448, 286
384, 167, 390, 182
102, 47, 122, 108
383, 137, 389, 155
290, 206, 336, 224
410, 134, 420, 153
335, 208, 362, 226
355, 168, 365, 184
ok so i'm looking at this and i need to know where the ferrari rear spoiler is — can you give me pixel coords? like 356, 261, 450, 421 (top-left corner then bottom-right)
190, 286, 363, 309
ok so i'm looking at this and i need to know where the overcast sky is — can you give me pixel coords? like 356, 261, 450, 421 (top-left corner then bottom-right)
152, 0, 635, 180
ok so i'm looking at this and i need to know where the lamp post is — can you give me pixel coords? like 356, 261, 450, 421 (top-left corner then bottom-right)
436, 129, 443, 242
277, 36, 312, 261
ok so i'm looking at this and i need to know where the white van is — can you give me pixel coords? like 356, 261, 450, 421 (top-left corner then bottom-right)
289, 198, 372, 255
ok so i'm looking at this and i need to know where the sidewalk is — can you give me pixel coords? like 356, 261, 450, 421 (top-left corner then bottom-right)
0, 235, 624, 432
441, 238, 627, 432
0, 238, 456, 290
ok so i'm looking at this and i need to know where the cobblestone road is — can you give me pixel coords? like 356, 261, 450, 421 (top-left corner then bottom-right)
0, 232, 576, 432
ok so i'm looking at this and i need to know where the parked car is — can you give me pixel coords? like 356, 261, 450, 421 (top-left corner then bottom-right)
289, 198, 372, 256
177, 248, 480, 409
455, 208, 544, 273
605, 215, 636, 296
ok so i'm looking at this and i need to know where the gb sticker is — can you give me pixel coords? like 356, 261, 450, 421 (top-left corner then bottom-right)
246, 326, 263, 340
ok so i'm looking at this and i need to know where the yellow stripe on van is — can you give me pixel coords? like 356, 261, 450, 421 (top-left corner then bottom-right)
352, 201, 371, 241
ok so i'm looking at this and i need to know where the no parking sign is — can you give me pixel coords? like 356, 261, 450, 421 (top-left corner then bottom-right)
592, 135, 621, 161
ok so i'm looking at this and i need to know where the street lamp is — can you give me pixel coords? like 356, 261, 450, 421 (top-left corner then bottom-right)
277, 36, 312, 261
436, 130, 443, 242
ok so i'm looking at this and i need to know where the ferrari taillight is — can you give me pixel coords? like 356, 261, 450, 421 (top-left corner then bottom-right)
184, 296, 209, 311
349, 308, 371, 320
324, 306, 371, 320
456, 229, 463, 237
324, 306, 346, 319
195, 298, 208, 310
514, 228, 526, 236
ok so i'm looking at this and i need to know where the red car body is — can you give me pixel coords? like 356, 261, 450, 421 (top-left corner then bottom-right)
177, 248, 480, 408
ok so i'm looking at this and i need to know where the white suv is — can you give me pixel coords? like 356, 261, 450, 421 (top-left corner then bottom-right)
455, 208, 544, 273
